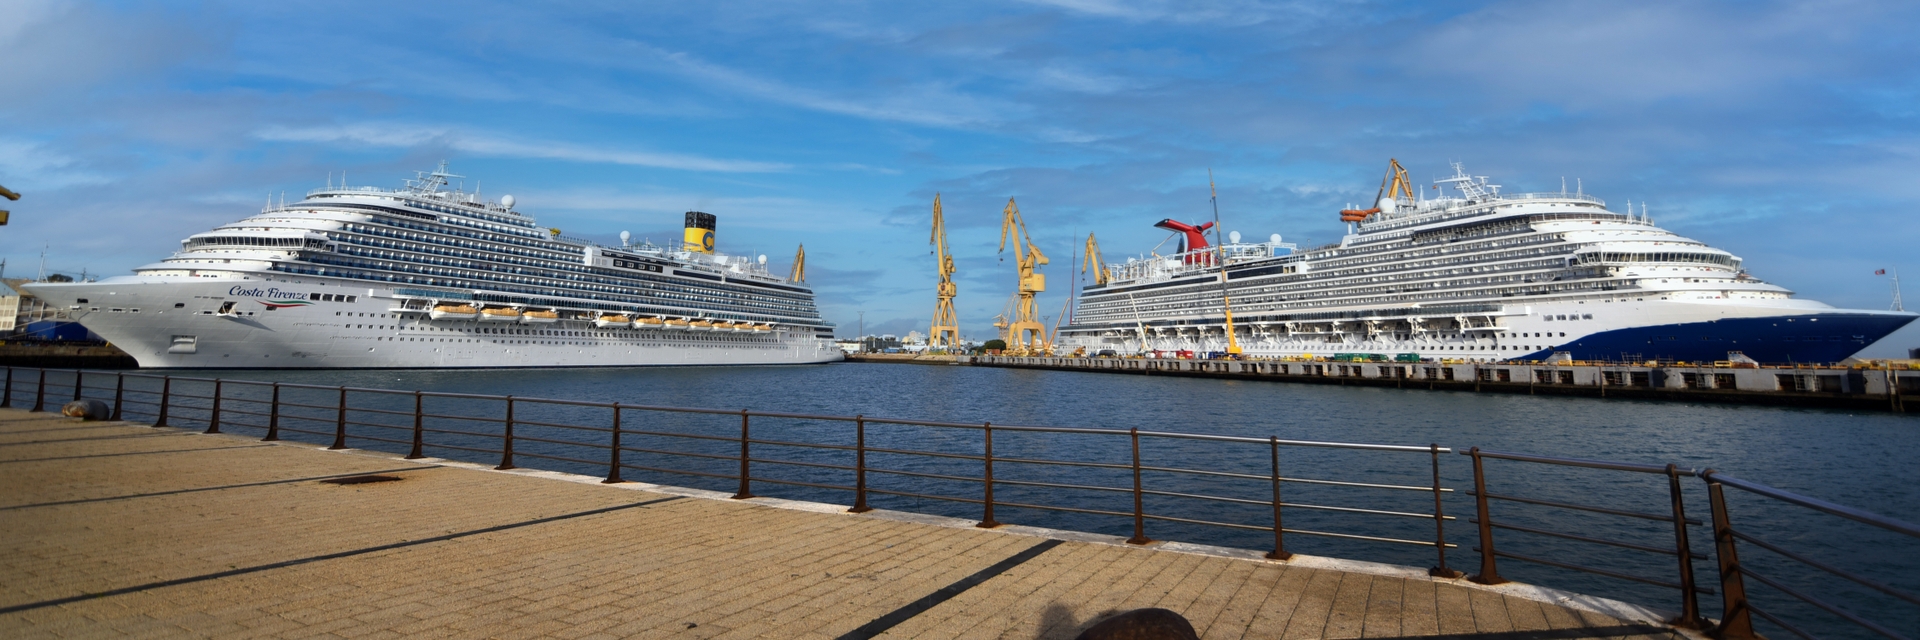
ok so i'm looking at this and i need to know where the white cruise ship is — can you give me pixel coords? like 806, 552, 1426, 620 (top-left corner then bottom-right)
1060, 162, 1915, 364
24, 163, 842, 368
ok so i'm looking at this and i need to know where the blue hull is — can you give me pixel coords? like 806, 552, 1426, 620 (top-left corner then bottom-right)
1519, 313, 1916, 364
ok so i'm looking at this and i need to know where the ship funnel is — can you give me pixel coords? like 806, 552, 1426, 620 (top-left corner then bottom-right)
684, 211, 716, 254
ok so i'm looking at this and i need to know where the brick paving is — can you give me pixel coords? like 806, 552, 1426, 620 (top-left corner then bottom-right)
0, 408, 1687, 639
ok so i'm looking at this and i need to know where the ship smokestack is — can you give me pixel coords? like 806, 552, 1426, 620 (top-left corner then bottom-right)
684, 211, 716, 254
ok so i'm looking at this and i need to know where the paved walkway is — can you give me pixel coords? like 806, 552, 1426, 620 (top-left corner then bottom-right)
0, 408, 1685, 639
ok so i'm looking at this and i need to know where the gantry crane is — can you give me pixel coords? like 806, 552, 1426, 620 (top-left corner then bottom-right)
1339, 158, 1416, 222
998, 198, 1049, 353
928, 195, 960, 351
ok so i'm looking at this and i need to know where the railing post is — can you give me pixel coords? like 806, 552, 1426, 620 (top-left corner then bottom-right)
1266, 436, 1289, 560
1468, 447, 1506, 584
1430, 444, 1461, 578
978, 422, 999, 528
154, 376, 171, 427
72, 369, 84, 402
496, 396, 516, 470
601, 403, 623, 483
406, 392, 424, 459
1665, 464, 1705, 628
110, 372, 124, 421
205, 379, 223, 434
1705, 473, 1757, 640
31, 368, 46, 412
729, 409, 752, 499
264, 383, 280, 441
329, 387, 349, 450
850, 415, 871, 513
1, 367, 12, 408
1127, 427, 1151, 545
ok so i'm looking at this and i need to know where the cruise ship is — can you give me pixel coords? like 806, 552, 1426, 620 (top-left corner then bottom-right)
1060, 161, 1915, 363
23, 163, 842, 368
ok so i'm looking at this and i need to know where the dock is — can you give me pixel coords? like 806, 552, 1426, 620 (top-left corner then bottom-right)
0, 408, 1683, 639
868, 355, 1920, 413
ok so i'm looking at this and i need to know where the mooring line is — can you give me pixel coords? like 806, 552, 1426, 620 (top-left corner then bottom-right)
0, 466, 444, 511
837, 539, 1066, 640
0, 495, 685, 615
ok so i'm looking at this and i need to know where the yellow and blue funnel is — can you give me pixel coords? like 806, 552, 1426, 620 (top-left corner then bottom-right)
684, 211, 716, 254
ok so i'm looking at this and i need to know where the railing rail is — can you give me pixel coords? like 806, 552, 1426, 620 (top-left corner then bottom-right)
5, 365, 1913, 639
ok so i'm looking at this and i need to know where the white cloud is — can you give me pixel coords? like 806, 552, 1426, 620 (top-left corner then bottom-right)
252, 123, 791, 173
0, 138, 113, 190
637, 45, 1021, 129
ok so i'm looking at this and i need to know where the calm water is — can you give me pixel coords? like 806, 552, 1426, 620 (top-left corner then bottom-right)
74, 362, 1920, 638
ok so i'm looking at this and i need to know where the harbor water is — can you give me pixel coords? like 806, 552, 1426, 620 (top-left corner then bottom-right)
120, 363, 1919, 639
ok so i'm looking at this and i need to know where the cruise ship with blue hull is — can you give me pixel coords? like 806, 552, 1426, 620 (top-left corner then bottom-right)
1061, 161, 1914, 363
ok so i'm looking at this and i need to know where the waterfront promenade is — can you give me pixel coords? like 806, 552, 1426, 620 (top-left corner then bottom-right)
0, 409, 1681, 639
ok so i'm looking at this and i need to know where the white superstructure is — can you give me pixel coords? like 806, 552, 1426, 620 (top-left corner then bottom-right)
25, 163, 842, 368
1060, 163, 1914, 364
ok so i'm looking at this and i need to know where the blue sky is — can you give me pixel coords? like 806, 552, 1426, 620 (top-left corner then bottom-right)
4, 0, 1918, 348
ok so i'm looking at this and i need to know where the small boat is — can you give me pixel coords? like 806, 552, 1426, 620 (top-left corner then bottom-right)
593, 314, 632, 328
727, 322, 753, 333
750, 324, 774, 334
429, 303, 478, 320
479, 307, 522, 322
663, 319, 692, 331
633, 317, 665, 330
520, 309, 559, 324
689, 320, 717, 331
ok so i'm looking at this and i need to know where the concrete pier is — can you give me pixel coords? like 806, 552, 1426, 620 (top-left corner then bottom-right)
927, 355, 1919, 413
0, 408, 1687, 639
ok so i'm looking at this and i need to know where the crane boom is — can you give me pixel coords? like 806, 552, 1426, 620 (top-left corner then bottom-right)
928, 195, 960, 350
1084, 233, 1108, 286
998, 198, 1049, 354
787, 244, 806, 282
1339, 158, 1415, 223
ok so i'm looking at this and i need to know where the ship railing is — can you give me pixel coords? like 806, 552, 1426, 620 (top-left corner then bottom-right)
7, 364, 1916, 640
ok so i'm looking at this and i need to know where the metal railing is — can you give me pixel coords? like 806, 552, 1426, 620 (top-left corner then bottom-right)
1702, 470, 1920, 640
6, 365, 1915, 639
1462, 448, 1710, 628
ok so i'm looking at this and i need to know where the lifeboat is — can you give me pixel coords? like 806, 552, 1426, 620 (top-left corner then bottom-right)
593, 314, 632, 328
750, 324, 774, 334
689, 320, 717, 331
429, 303, 478, 320
662, 318, 692, 331
479, 307, 522, 322
728, 322, 753, 333
520, 309, 559, 324
633, 316, 665, 330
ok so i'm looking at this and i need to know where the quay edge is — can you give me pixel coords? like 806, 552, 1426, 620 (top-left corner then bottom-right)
847, 354, 1919, 413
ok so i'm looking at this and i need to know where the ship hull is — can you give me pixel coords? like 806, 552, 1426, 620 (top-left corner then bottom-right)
1064, 298, 1915, 364
25, 279, 844, 369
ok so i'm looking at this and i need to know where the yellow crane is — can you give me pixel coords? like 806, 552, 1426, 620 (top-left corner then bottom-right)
1084, 233, 1107, 286
1339, 158, 1416, 222
788, 244, 806, 282
928, 195, 961, 351
998, 198, 1049, 354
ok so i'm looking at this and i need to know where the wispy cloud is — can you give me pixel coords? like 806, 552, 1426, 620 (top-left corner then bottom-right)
636, 44, 1022, 129
252, 123, 790, 173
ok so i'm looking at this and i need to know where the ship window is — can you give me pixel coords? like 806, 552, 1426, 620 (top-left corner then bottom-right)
174, 302, 183, 308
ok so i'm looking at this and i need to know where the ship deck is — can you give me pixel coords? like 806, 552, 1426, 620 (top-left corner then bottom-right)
0, 408, 1686, 639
